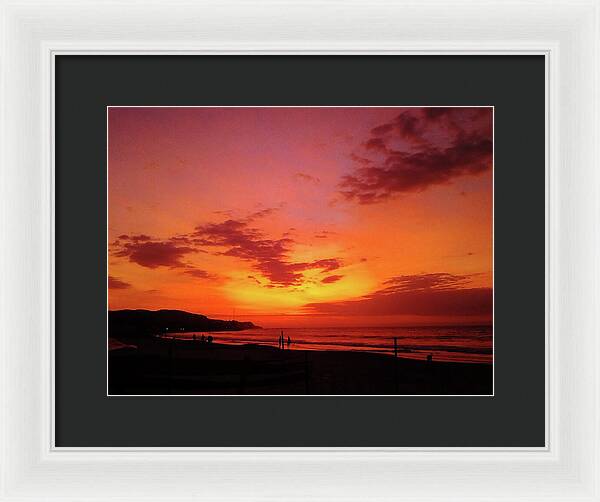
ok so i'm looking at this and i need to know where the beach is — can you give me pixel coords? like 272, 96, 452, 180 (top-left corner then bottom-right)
162, 325, 493, 364
109, 337, 493, 395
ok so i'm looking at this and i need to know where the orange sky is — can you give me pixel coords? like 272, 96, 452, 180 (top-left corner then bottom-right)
108, 107, 493, 327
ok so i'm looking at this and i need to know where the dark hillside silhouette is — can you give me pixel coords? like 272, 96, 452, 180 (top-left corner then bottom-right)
109, 309, 259, 339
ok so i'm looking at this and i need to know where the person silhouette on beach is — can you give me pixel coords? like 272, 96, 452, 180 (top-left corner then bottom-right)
287, 335, 291, 349
280, 331, 284, 350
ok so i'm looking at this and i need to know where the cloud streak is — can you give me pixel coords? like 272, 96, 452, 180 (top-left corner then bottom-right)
108, 275, 131, 289
379, 273, 473, 293
321, 274, 344, 284
305, 273, 492, 318
183, 268, 217, 280
295, 172, 321, 184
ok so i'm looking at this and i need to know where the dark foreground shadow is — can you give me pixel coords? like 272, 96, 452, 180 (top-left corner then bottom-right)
108, 338, 493, 395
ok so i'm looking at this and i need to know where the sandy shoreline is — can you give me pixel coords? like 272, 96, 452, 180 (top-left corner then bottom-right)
109, 337, 493, 395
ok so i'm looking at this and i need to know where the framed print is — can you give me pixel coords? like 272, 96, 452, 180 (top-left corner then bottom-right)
1, 1, 599, 501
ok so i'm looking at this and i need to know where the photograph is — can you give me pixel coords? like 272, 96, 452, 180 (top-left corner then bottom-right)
107, 106, 493, 395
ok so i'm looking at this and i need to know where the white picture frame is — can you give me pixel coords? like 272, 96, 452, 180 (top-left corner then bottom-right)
1, 0, 598, 500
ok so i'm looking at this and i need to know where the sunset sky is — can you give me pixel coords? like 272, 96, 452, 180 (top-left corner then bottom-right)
108, 107, 493, 327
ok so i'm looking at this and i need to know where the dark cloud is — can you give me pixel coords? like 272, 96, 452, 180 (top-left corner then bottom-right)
108, 275, 131, 289
193, 219, 342, 286
167, 236, 209, 252
369, 110, 429, 145
305, 272, 492, 318
349, 153, 372, 166
444, 251, 476, 259
183, 268, 215, 280
213, 209, 234, 217
380, 273, 473, 293
370, 122, 395, 136
310, 258, 342, 273
294, 172, 320, 184
321, 274, 344, 284
364, 137, 388, 153
113, 237, 197, 269
314, 230, 337, 239
116, 233, 152, 242
247, 207, 279, 221
341, 107, 492, 204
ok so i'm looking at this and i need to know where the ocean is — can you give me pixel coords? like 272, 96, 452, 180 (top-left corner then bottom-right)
171, 325, 493, 364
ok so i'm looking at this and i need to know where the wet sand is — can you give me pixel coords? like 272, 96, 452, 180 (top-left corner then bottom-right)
108, 337, 493, 395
